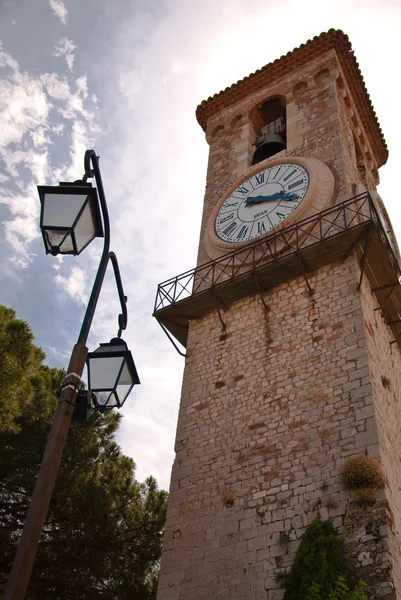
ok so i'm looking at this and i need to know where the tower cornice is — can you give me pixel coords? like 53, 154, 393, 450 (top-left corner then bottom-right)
196, 29, 388, 167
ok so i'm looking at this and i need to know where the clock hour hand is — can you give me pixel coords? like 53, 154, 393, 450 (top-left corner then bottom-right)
245, 191, 299, 206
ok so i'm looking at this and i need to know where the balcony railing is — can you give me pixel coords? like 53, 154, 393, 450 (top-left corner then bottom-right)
157, 193, 374, 310
153, 192, 401, 352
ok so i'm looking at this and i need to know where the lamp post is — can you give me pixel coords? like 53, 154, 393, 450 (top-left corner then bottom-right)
4, 150, 139, 600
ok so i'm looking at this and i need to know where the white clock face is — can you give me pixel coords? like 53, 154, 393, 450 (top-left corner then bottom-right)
215, 163, 309, 243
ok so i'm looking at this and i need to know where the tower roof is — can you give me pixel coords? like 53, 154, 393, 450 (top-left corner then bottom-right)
196, 29, 388, 167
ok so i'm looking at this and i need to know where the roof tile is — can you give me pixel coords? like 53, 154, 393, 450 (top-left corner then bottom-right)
195, 29, 387, 167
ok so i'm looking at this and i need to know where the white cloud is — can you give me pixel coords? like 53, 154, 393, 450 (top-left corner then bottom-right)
9, 255, 31, 269
0, 43, 18, 70
40, 72, 71, 99
53, 38, 76, 71
49, 0, 68, 25
31, 126, 51, 148
55, 265, 89, 304
0, 62, 50, 148
52, 123, 65, 135
0, 44, 100, 266
1, 187, 40, 259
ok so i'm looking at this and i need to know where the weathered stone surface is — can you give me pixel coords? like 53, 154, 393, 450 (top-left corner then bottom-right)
158, 256, 401, 599
344, 501, 395, 599
157, 36, 399, 600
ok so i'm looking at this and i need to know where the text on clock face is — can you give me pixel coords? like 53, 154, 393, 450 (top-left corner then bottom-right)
215, 163, 309, 243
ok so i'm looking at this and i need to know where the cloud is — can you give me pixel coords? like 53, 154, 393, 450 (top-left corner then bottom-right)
55, 265, 89, 304
49, 0, 68, 25
0, 54, 50, 148
0, 43, 100, 264
53, 38, 76, 71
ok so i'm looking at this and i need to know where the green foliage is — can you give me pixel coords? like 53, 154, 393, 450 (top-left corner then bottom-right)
305, 576, 368, 600
0, 306, 45, 431
340, 455, 384, 491
305, 582, 323, 600
282, 519, 345, 600
0, 306, 168, 599
282, 520, 368, 600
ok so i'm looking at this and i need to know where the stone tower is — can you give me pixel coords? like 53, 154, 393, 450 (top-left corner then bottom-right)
154, 30, 401, 599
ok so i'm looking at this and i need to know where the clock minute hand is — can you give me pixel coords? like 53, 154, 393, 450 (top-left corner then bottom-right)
245, 191, 299, 207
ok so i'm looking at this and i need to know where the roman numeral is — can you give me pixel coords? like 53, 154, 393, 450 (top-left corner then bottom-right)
273, 166, 283, 180
224, 202, 238, 208
237, 185, 249, 195
237, 225, 249, 239
220, 213, 234, 224
276, 212, 286, 220
257, 221, 267, 234
288, 179, 304, 190
254, 172, 265, 185
223, 221, 238, 237
283, 168, 297, 181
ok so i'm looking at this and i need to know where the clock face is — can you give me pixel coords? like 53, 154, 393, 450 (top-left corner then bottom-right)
215, 163, 309, 243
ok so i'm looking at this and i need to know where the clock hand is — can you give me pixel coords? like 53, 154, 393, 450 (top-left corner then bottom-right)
245, 191, 299, 206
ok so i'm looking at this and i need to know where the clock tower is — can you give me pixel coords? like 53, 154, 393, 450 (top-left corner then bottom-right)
154, 30, 401, 599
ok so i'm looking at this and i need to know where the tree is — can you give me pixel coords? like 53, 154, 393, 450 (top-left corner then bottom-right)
0, 306, 45, 432
0, 307, 167, 599
282, 519, 367, 600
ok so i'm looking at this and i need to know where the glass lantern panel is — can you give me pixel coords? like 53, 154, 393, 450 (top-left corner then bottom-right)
93, 391, 118, 408
74, 201, 96, 252
89, 356, 123, 390
42, 193, 88, 228
115, 362, 134, 404
45, 229, 74, 253
116, 383, 132, 404
117, 362, 132, 385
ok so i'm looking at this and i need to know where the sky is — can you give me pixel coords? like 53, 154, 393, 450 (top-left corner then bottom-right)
1, 0, 401, 491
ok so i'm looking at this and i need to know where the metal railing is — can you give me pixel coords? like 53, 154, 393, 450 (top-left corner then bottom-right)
154, 192, 393, 313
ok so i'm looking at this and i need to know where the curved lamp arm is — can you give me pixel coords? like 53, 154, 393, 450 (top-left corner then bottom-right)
78, 150, 127, 343
109, 251, 128, 337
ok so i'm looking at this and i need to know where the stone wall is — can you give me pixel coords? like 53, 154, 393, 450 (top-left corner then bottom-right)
157, 39, 396, 600
196, 47, 379, 268
157, 256, 398, 600
359, 272, 401, 594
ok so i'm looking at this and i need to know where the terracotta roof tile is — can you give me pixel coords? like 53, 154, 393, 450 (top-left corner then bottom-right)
196, 29, 387, 167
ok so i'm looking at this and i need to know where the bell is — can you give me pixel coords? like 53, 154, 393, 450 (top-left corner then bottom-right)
252, 134, 286, 165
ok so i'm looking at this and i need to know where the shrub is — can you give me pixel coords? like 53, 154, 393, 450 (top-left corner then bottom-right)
281, 519, 368, 600
282, 519, 345, 600
352, 487, 377, 507
340, 455, 384, 491
305, 576, 368, 600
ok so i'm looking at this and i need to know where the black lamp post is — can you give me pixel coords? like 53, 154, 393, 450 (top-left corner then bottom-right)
4, 150, 139, 600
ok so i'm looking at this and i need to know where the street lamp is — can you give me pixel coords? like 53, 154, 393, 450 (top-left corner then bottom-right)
38, 181, 103, 256
87, 337, 140, 411
4, 150, 139, 600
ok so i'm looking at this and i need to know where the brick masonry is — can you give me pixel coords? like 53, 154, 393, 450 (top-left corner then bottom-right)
197, 48, 379, 267
158, 257, 401, 599
157, 41, 400, 599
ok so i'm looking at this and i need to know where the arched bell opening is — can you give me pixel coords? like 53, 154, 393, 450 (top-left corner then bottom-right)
250, 97, 286, 165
